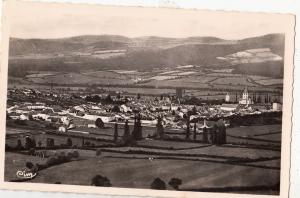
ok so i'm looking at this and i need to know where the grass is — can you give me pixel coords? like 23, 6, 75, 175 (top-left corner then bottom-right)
26, 72, 135, 85
4, 124, 282, 195
210, 76, 257, 87
99, 144, 280, 161
26, 157, 279, 194
255, 79, 283, 86
5, 152, 47, 181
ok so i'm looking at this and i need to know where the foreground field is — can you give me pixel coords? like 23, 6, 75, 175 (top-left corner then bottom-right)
5, 124, 281, 194
27, 156, 279, 194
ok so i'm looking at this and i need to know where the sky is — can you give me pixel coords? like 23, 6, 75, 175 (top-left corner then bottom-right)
6, 1, 293, 40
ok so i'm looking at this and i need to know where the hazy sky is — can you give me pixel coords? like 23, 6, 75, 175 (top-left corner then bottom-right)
7, 1, 292, 40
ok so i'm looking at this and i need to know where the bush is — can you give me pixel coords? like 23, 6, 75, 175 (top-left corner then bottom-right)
168, 178, 182, 190
31, 138, 36, 148
84, 141, 91, 146
25, 136, 34, 150
96, 149, 102, 156
95, 118, 104, 128
46, 138, 55, 147
15, 119, 27, 126
31, 163, 39, 173
5, 144, 10, 151
45, 123, 58, 130
26, 161, 34, 169
66, 138, 73, 147
46, 157, 59, 167
67, 152, 73, 159
91, 175, 112, 187
36, 163, 47, 171
57, 152, 71, 163
28, 148, 36, 155
46, 153, 72, 168
72, 150, 79, 158
16, 139, 23, 150
150, 178, 166, 190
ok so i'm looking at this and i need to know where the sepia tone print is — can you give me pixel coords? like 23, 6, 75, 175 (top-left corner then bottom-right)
0, 1, 295, 198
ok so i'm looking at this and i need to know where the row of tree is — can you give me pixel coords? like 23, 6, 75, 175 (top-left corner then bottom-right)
91, 175, 182, 190
112, 114, 143, 145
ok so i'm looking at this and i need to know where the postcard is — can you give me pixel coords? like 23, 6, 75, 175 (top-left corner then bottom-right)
0, 1, 295, 197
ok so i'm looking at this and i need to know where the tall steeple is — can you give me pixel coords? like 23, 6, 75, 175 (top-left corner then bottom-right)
239, 86, 253, 105
242, 86, 249, 100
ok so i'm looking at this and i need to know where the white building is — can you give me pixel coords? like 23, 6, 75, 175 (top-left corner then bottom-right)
225, 93, 230, 102
272, 102, 282, 111
19, 114, 29, 120
239, 86, 253, 105
220, 104, 239, 112
58, 126, 67, 132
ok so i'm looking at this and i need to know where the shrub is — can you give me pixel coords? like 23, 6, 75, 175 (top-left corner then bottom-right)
72, 150, 79, 158
28, 148, 35, 155
5, 144, 10, 151
25, 137, 33, 150
67, 152, 73, 159
57, 152, 71, 163
95, 118, 104, 128
96, 149, 102, 156
16, 139, 23, 150
31, 163, 39, 173
84, 141, 91, 146
66, 138, 73, 147
45, 123, 58, 130
26, 161, 34, 169
46, 157, 59, 167
31, 138, 36, 148
15, 119, 27, 126
35, 163, 47, 171
150, 178, 166, 190
91, 175, 112, 187
46, 138, 55, 147
168, 178, 182, 190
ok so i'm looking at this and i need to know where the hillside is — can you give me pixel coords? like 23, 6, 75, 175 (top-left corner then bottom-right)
8, 34, 285, 77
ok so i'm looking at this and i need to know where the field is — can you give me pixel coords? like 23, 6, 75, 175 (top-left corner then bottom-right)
9, 69, 283, 96
256, 79, 283, 86
26, 72, 135, 85
5, 152, 47, 181
5, 124, 281, 194
209, 76, 256, 87
27, 157, 279, 194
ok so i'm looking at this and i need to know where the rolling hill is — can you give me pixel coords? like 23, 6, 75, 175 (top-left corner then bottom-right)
8, 34, 285, 78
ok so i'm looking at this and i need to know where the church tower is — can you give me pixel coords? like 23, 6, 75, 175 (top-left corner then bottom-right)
242, 86, 249, 100
239, 86, 253, 105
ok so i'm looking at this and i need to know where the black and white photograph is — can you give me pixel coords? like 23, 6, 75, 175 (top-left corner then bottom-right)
0, 1, 295, 197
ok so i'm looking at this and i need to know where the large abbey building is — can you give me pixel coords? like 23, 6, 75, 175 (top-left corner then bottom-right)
239, 86, 253, 105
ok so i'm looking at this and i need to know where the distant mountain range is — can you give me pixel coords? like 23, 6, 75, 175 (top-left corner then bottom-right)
8, 33, 285, 77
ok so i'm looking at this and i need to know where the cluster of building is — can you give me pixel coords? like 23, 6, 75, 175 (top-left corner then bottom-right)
6, 86, 282, 134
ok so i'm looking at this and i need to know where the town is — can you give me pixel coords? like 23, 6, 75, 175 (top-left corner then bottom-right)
6, 85, 282, 137
5, 84, 282, 193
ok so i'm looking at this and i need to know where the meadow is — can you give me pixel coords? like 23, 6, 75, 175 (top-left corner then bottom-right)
5, 124, 281, 194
